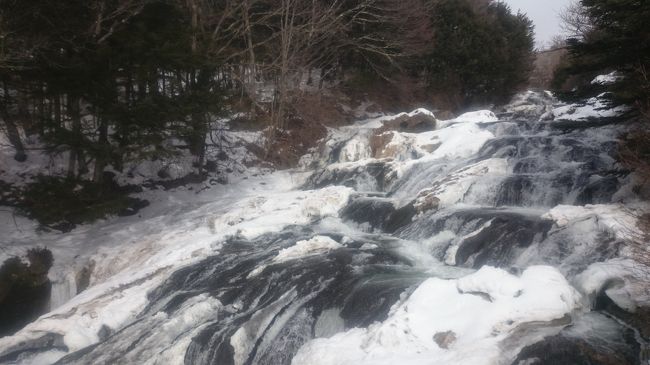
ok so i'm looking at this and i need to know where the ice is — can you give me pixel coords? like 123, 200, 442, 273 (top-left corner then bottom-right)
412, 158, 508, 210
338, 135, 372, 163
292, 266, 582, 365
575, 259, 650, 311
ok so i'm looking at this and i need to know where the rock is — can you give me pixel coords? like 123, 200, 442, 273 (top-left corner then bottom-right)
75, 261, 95, 294
14, 152, 27, 162
381, 113, 437, 133
369, 132, 395, 158
433, 331, 457, 349
414, 193, 440, 214
205, 160, 219, 172
0, 248, 53, 337
97, 325, 112, 341
369, 131, 420, 160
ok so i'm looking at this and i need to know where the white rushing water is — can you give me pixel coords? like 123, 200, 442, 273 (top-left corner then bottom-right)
0, 90, 648, 365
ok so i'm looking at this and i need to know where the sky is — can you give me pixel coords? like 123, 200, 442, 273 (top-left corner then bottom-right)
501, 0, 571, 48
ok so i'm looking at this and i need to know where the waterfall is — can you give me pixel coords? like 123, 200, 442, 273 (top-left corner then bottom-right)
1, 91, 647, 365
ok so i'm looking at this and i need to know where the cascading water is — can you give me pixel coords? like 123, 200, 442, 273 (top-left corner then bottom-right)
1, 91, 647, 365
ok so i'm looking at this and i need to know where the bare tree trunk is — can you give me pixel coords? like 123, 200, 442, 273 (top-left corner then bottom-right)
242, 0, 257, 118
67, 96, 81, 178
0, 117, 26, 162
1, 79, 26, 162
94, 117, 109, 184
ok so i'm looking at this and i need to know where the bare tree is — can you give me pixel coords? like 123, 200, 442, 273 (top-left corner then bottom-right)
559, 1, 593, 40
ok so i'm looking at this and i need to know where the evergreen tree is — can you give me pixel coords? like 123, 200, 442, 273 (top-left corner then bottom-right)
562, 0, 650, 111
423, 0, 534, 108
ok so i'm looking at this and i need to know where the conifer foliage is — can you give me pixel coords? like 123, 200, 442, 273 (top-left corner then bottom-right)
0, 0, 535, 198
555, 0, 650, 181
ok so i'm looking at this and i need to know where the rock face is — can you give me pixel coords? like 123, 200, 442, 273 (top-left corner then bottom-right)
369, 111, 437, 160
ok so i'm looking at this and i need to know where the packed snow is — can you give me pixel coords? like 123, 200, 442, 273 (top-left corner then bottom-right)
292, 266, 582, 365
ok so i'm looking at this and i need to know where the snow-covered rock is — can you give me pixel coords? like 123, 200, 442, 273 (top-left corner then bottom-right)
292, 266, 582, 365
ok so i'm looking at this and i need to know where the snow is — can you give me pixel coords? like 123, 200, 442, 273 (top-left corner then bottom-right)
591, 71, 622, 85
0, 171, 350, 362
1, 92, 645, 364
438, 110, 497, 128
575, 259, 650, 311
249, 235, 342, 277
292, 266, 582, 365
413, 158, 508, 210
274, 236, 342, 262
213, 186, 352, 240
543, 204, 640, 240
551, 95, 629, 122
414, 115, 494, 160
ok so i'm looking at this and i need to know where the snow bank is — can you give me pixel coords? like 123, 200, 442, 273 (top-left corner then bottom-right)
575, 258, 650, 311
438, 110, 497, 128
249, 236, 342, 277
292, 266, 581, 365
591, 71, 622, 86
275, 236, 341, 262
213, 186, 353, 240
413, 120, 494, 161
543, 204, 640, 240
552, 95, 629, 122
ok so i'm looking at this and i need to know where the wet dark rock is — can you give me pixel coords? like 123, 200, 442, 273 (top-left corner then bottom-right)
117, 198, 150, 217
304, 162, 388, 191
341, 196, 396, 230
75, 261, 95, 294
205, 160, 219, 172
14, 151, 27, 162
595, 289, 650, 340
384, 203, 417, 233
0, 333, 67, 363
0, 248, 54, 337
495, 175, 536, 206
575, 175, 622, 205
513, 325, 640, 365
98, 325, 112, 341
433, 331, 457, 349
453, 212, 554, 268
57, 229, 419, 365
151, 172, 207, 190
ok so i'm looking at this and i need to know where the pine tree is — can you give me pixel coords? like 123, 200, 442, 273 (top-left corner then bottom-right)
423, 0, 534, 108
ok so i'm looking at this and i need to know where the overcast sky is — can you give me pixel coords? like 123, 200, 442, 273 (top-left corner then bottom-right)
501, 0, 570, 48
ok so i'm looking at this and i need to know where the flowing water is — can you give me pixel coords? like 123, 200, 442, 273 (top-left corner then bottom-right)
0, 92, 646, 365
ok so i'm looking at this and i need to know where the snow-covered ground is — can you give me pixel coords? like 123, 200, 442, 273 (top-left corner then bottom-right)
0, 89, 648, 364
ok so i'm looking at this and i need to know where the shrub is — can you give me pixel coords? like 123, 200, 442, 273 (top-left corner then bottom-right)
17, 176, 147, 231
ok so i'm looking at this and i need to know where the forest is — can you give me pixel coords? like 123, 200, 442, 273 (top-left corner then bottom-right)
0, 0, 534, 217
1, 1, 650, 364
